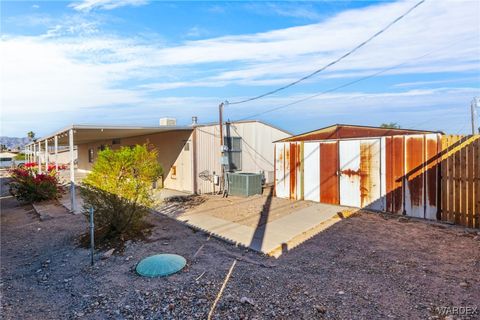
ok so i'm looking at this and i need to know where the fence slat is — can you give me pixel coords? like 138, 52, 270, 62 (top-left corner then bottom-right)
454, 142, 461, 224
440, 137, 450, 221
460, 145, 467, 226
439, 135, 479, 228
467, 142, 474, 228
475, 138, 480, 228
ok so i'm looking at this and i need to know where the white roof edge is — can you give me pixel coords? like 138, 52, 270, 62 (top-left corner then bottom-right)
25, 124, 193, 146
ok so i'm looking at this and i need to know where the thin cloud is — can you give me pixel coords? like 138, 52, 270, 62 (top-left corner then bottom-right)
246, 2, 323, 20
2, 0, 479, 136
69, 0, 149, 12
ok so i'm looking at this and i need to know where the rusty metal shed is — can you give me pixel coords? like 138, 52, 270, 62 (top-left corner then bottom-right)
274, 124, 444, 220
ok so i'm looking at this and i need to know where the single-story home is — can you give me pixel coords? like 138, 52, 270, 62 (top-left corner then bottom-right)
25, 118, 291, 210
274, 124, 444, 220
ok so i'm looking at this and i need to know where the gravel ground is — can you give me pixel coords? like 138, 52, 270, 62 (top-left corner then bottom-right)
1, 180, 479, 319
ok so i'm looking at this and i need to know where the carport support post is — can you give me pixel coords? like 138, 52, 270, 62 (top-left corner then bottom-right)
37, 141, 41, 173
54, 135, 58, 172
69, 129, 76, 213
33, 144, 36, 166
45, 139, 49, 170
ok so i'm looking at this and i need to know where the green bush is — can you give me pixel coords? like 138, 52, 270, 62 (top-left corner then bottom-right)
9, 168, 64, 203
80, 145, 162, 240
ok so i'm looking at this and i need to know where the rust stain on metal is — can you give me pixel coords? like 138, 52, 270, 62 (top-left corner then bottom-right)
320, 142, 339, 204
340, 168, 366, 177
406, 136, 424, 206
359, 142, 372, 207
289, 143, 297, 200
385, 137, 393, 212
386, 136, 405, 214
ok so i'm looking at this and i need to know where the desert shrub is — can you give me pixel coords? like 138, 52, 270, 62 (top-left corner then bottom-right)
80, 145, 162, 240
9, 168, 64, 203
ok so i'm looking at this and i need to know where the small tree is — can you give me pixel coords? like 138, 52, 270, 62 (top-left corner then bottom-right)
80, 145, 162, 241
27, 131, 35, 141
380, 122, 401, 129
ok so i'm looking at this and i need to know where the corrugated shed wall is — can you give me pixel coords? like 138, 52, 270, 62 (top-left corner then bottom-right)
274, 133, 442, 220
195, 122, 290, 194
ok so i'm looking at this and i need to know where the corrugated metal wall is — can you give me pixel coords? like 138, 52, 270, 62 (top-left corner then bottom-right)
274, 133, 442, 220
196, 122, 290, 194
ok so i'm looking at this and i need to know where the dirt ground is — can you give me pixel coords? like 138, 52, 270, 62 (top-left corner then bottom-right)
1, 180, 480, 319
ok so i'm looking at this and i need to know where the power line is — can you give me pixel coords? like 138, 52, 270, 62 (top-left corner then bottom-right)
233, 39, 463, 122
233, 53, 428, 120
227, 0, 426, 105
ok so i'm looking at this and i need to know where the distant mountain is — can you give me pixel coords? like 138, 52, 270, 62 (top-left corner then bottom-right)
0, 137, 30, 150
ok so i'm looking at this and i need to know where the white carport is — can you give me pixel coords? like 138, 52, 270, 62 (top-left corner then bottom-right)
26, 124, 192, 213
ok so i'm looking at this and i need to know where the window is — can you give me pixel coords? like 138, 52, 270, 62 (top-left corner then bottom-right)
171, 165, 177, 179
98, 145, 106, 151
88, 148, 94, 163
223, 136, 242, 170
184, 142, 190, 151
112, 138, 121, 145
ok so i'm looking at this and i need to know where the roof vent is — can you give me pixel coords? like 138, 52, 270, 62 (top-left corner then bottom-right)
159, 118, 176, 126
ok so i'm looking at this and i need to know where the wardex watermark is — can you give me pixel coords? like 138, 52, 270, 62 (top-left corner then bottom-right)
434, 306, 478, 316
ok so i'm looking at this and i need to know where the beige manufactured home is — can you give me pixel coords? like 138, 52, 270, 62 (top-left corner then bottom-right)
26, 120, 290, 198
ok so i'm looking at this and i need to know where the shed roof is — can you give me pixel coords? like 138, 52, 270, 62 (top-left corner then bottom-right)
276, 124, 443, 143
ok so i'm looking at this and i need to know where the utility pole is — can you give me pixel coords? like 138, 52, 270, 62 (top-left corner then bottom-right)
218, 101, 230, 195
471, 97, 479, 135
218, 102, 224, 194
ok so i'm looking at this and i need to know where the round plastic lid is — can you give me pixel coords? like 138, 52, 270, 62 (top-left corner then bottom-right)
136, 254, 186, 277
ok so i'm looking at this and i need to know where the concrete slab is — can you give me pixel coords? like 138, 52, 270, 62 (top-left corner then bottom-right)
177, 202, 352, 257
60, 188, 84, 214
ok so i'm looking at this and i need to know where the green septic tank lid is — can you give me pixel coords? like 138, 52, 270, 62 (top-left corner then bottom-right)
136, 254, 186, 278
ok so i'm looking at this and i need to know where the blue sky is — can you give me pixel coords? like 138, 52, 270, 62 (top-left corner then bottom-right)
1, 0, 479, 138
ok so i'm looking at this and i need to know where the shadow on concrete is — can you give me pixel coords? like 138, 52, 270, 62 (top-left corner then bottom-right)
248, 188, 273, 251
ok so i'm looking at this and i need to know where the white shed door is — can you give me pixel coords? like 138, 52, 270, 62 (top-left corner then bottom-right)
303, 142, 320, 202
275, 143, 289, 199
339, 139, 382, 208
339, 140, 361, 207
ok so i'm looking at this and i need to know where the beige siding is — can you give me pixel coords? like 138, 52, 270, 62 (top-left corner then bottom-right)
77, 130, 194, 192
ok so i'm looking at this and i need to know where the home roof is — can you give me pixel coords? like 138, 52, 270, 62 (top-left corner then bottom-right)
276, 124, 443, 143
26, 120, 292, 146
26, 124, 193, 146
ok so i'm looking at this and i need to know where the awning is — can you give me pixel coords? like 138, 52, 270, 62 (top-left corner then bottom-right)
26, 124, 193, 146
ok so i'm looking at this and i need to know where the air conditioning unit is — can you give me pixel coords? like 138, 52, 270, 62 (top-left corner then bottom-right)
159, 118, 177, 126
227, 172, 263, 197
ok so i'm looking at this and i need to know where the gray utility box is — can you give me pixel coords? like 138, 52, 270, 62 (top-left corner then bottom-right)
227, 172, 263, 197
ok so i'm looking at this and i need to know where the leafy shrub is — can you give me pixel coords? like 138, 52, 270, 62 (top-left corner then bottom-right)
14, 153, 26, 161
9, 168, 64, 203
80, 145, 162, 240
